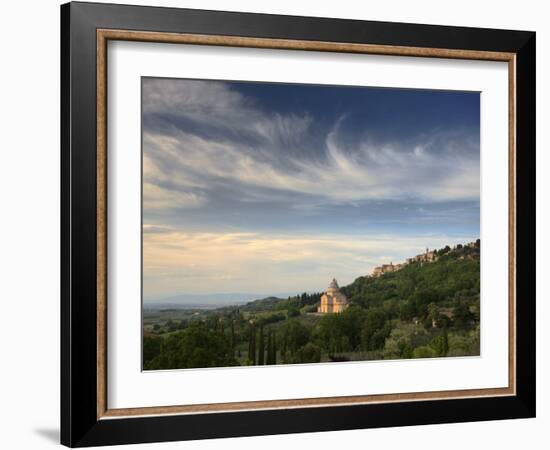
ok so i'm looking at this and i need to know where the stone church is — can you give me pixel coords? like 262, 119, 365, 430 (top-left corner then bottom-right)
317, 278, 349, 313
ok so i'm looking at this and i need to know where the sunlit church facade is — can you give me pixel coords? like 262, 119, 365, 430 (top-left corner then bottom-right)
317, 278, 349, 313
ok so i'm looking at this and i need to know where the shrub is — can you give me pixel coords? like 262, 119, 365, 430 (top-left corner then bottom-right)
412, 345, 436, 358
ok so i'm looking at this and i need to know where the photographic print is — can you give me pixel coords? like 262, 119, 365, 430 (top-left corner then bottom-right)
141, 78, 481, 371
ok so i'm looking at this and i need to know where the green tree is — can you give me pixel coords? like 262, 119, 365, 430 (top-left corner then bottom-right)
472, 298, 480, 322
287, 302, 300, 318
230, 320, 236, 350
266, 330, 273, 364
399, 299, 417, 321
288, 343, 321, 364
266, 330, 277, 365
453, 302, 474, 328
143, 336, 161, 366
360, 308, 390, 351
281, 320, 310, 362
258, 326, 265, 365
383, 324, 418, 359
248, 323, 257, 365
412, 345, 436, 358
438, 245, 451, 255
431, 327, 449, 357
271, 332, 277, 364
442, 326, 449, 356
146, 323, 237, 370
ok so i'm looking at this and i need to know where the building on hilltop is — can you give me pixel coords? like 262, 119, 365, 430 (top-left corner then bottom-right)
415, 248, 438, 263
372, 260, 404, 278
372, 262, 400, 277
317, 278, 348, 313
371, 248, 438, 278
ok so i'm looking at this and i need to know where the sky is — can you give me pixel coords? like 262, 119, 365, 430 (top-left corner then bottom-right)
142, 77, 480, 303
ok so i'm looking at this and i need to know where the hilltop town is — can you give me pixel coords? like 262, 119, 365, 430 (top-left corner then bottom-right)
370, 240, 480, 278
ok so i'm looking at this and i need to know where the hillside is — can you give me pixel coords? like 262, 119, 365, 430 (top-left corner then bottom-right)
143, 241, 480, 369
343, 242, 480, 319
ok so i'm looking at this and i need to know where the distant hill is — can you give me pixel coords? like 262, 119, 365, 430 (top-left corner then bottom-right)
237, 296, 287, 311
144, 293, 259, 309
145, 292, 299, 310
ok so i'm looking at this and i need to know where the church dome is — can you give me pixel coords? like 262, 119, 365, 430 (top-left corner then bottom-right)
327, 278, 340, 292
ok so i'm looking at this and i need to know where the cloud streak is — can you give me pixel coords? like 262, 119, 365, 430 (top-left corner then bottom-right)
142, 127, 479, 210
143, 78, 312, 148
141, 78, 480, 298
142, 79, 479, 210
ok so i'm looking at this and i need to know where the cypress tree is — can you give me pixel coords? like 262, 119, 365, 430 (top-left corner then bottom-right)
258, 326, 265, 365
247, 330, 252, 362
230, 320, 235, 350
442, 325, 449, 357
248, 324, 256, 365
266, 331, 273, 365
272, 332, 277, 365
266, 330, 277, 365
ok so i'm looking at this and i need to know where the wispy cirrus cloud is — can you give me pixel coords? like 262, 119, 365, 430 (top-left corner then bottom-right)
143, 78, 312, 147
144, 182, 206, 210
141, 78, 480, 298
142, 124, 479, 208
142, 78, 479, 211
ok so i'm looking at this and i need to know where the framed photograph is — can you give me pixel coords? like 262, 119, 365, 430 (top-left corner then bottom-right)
61, 2, 536, 447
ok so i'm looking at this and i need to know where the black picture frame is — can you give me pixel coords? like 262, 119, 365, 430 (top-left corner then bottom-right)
61, 1, 536, 447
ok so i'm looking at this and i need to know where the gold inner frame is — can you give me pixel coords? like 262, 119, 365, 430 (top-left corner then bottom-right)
96, 29, 517, 420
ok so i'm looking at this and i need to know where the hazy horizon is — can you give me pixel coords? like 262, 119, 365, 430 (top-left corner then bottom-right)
144, 290, 301, 306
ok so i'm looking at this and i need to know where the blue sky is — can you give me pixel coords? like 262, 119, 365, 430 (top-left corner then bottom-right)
142, 78, 480, 302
